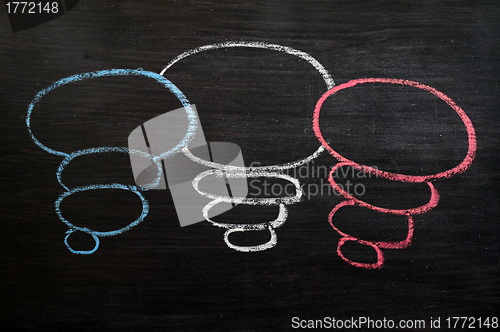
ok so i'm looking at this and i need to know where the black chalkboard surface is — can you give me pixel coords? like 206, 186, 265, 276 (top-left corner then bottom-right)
1, 1, 498, 331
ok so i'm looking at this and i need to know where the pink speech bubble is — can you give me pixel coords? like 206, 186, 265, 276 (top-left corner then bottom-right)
313, 78, 477, 269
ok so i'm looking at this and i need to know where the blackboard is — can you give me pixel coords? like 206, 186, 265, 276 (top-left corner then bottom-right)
1, 1, 498, 331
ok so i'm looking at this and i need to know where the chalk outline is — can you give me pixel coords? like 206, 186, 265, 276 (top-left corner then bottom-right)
192, 169, 301, 251
161, 41, 334, 252
312, 78, 477, 268
328, 162, 440, 216
24, 53, 476, 266
26, 69, 196, 254
313, 78, 477, 183
161, 41, 334, 172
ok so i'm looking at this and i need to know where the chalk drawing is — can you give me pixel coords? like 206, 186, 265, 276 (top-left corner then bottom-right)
162, 41, 334, 251
26, 46, 476, 267
313, 78, 477, 268
192, 168, 302, 251
27, 69, 196, 254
